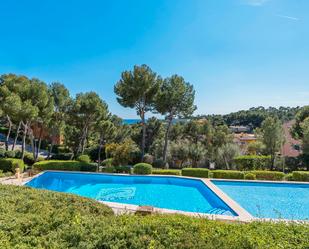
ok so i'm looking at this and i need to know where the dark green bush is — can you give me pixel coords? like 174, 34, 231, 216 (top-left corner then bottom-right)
50, 153, 74, 160
152, 169, 181, 175
102, 158, 113, 167
234, 155, 271, 170
102, 166, 116, 173
182, 168, 209, 178
80, 163, 97, 172
115, 165, 131, 174
33, 160, 95, 172
292, 171, 309, 182
142, 153, 154, 164
23, 152, 44, 165
1, 184, 309, 248
251, 171, 285, 181
77, 154, 91, 163
0, 158, 25, 173
133, 163, 152, 175
152, 158, 166, 168
212, 170, 245, 179
4, 150, 15, 158
285, 173, 294, 181
0, 148, 5, 158
245, 172, 256, 180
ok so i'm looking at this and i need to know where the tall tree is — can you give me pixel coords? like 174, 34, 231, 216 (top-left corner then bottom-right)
260, 117, 284, 170
48, 82, 71, 157
300, 118, 309, 169
114, 65, 161, 158
155, 75, 196, 166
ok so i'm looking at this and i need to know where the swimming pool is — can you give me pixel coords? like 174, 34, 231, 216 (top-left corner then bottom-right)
212, 180, 309, 220
26, 171, 236, 216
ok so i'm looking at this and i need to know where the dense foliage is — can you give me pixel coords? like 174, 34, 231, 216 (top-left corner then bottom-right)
181, 168, 209, 178
33, 160, 96, 172
211, 170, 245, 179
133, 163, 152, 175
0, 158, 24, 173
1, 184, 309, 248
234, 155, 271, 170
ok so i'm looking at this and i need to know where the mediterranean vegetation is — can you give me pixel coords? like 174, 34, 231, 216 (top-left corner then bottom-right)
1, 67, 309, 247
1, 184, 309, 249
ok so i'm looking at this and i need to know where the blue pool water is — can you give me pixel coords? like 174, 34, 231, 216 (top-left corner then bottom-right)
212, 180, 309, 220
26, 172, 236, 216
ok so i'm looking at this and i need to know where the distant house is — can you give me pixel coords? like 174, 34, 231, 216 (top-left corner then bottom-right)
233, 133, 257, 146
229, 126, 250, 133
281, 120, 300, 158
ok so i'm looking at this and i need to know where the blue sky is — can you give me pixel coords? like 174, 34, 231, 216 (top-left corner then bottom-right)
0, 0, 308, 118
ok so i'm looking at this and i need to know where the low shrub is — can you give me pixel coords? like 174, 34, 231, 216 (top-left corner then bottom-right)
33, 160, 95, 172
1, 184, 309, 248
115, 165, 131, 174
251, 171, 285, 181
182, 168, 209, 178
0, 158, 25, 173
152, 158, 166, 168
0, 170, 13, 178
212, 170, 245, 179
50, 153, 74, 161
102, 166, 116, 173
234, 155, 271, 170
102, 158, 113, 167
152, 169, 181, 176
0, 148, 5, 158
245, 172, 256, 180
142, 153, 154, 164
292, 171, 309, 182
133, 163, 152, 175
285, 173, 294, 181
80, 163, 97, 172
77, 154, 91, 163
23, 152, 44, 165
4, 150, 15, 158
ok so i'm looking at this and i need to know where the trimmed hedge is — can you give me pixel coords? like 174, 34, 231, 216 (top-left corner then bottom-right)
1, 184, 309, 248
133, 163, 152, 175
0, 158, 25, 173
50, 153, 74, 161
182, 168, 209, 178
244, 172, 256, 180
33, 160, 96, 172
212, 170, 245, 179
234, 155, 271, 170
292, 171, 309, 182
77, 154, 91, 163
251, 171, 285, 181
152, 169, 181, 176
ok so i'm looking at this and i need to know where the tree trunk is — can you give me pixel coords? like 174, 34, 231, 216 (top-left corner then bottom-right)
21, 122, 28, 160
12, 121, 21, 151
48, 142, 54, 159
270, 153, 275, 171
35, 125, 43, 161
163, 117, 173, 168
141, 111, 146, 160
5, 115, 12, 151
97, 135, 104, 171
29, 129, 36, 160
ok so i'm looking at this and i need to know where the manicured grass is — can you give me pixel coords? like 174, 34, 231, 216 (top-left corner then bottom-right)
1, 184, 309, 248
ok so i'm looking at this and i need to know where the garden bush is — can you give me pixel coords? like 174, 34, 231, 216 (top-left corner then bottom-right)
80, 163, 97, 172
133, 163, 152, 175
102, 158, 113, 167
152, 169, 181, 175
33, 160, 95, 172
292, 171, 309, 182
152, 158, 166, 168
23, 152, 45, 165
0, 148, 5, 158
114, 165, 131, 174
250, 171, 285, 181
244, 172, 256, 180
4, 150, 15, 158
211, 170, 245, 179
285, 173, 294, 181
142, 153, 154, 164
102, 166, 116, 173
0, 158, 25, 173
50, 153, 74, 161
1, 184, 309, 248
182, 168, 209, 178
77, 154, 91, 163
234, 155, 271, 170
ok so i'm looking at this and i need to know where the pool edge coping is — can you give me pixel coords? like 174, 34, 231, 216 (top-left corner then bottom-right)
19, 170, 309, 223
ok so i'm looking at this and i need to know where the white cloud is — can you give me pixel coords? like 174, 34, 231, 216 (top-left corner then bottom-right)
243, 0, 269, 6
276, 14, 299, 21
